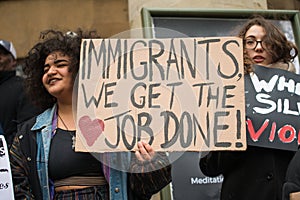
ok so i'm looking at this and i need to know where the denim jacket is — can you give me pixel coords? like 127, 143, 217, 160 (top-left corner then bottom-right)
31, 105, 130, 200
10, 104, 171, 200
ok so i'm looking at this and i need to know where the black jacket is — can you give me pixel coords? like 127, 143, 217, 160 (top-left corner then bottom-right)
200, 63, 296, 200
200, 146, 294, 200
0, 71, 40, 147
282, 148, 300, 200
10, 117, 171, 200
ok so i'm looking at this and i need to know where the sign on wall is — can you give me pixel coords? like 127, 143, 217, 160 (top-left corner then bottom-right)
0, 135, 14, 200
245, 65, 300, 151
171, 152, 222, 200
76, 37, 246, 152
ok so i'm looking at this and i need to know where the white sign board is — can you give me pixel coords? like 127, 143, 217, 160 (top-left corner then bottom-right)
0, 135, 14, 200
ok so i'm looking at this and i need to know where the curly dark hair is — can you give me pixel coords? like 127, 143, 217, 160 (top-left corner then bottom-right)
237, 15, 298, 74
23, 29, 98, 110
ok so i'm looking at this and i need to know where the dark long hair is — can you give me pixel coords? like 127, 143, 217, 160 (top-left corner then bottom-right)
238, 15, 298, 73
23, 29, 98, 110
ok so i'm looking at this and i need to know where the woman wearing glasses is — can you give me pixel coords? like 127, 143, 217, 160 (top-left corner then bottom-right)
200, 15, 298, 200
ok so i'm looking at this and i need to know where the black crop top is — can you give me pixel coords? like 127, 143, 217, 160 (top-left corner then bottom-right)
48, 128, 103, 181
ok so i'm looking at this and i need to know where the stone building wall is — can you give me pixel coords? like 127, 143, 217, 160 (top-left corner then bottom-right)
1, 0, 268, 58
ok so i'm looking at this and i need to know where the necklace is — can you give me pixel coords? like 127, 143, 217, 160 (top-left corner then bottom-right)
57, 114, 76, 150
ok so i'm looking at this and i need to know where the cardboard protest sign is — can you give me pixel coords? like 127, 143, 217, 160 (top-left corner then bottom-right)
0, 135, 14, 200
290, 191, 300, 200
245, 65, 300, 151
76, 37, 246, 152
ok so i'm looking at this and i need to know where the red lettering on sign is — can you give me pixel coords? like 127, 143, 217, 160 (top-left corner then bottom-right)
246, 118, 269, 141
269, 122, 276, 142
247, 118, 300, 149
278, 125, 295, 143
298, 130, 300, 145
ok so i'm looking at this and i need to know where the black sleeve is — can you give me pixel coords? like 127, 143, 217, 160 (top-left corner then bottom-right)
9, 118, 42, 200
9, 133, 35, 199
200, 151, 244, 177
282, 150, 300, 200
128, 152, 172, 200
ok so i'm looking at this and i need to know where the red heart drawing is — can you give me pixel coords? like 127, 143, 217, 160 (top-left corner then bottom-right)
78, 115, 105, 146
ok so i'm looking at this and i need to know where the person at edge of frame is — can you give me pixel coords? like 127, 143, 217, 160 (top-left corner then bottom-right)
9, 29, 172, 200
0, 39, 41, 148
200, 15, 298, 200
283, 144, 300, 199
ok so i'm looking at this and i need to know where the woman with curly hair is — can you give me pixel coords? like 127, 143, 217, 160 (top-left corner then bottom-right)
9, 29, 171, 200
200, 15, 298, 200
239, 15, 298, 74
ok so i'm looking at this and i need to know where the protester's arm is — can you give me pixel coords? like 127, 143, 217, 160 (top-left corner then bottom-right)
282, 150, 300, 200
9, 134, 35, 199
200, 151, 243, 177
128, 142, 172, 200
200, 151, 224, 177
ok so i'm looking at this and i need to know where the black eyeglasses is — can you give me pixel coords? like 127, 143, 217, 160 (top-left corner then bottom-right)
244, 38, 267, 50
